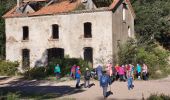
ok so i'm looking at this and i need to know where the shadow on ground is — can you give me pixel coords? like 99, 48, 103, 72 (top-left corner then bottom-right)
0, 78, 85, 99
0, 76, 9, 80
0, 85, 85, 99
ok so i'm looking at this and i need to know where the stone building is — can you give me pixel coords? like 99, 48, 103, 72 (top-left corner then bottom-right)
3, 0, 135, 69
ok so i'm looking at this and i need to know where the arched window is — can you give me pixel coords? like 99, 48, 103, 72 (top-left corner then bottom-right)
52, 24, 59, 39
84, 22, 92, 38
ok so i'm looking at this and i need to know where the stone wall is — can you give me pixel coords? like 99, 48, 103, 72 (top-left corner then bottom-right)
5, 11, 113, 69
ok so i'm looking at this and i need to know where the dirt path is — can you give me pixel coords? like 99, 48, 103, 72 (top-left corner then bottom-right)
1, 76, 170, 100
57, 79, 170, 100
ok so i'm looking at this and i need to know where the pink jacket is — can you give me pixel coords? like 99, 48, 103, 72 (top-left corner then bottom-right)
118, 67, 125, 75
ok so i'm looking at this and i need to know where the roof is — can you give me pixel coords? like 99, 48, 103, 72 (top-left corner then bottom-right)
3, 0, 81, 18
3, 0, 135, 18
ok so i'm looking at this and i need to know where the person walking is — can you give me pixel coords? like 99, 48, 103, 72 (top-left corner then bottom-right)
54, 64, 61, 80
118, 65, 125, 81
130, 64, 135, 80
75, 66, 81, 88
70, 64, 76, 79
127, 65, 134, 90
96, 64, 103, 81
84, 68, 91, 88
115, 64, 120, 80
106, 62, 113, 77
100, 71, 111, 98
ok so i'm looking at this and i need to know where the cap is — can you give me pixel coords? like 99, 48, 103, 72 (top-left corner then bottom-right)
86, 68, 89, 70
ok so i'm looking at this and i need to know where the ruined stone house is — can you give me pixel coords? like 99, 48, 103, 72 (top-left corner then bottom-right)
3, 0, 135, 70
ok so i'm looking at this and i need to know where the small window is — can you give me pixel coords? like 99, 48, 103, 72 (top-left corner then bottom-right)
22, 49, 30, 68
128, 26, 131, 37
23, 26, 29, 40
52, 24, 59, 39
123, 3, 126, 21
84, 22, 92, 38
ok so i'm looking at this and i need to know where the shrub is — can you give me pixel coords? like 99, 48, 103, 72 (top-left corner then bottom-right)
118, 38, 170, 79
147, 94, 170, 100
47, 58, 91, 77
23, 67, 47, 79
0, 60, 19, 76
22, 58, 90, 79
0, 92, 20, 100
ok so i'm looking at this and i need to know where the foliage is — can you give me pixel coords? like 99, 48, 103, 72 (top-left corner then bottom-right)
0, 92, 20, 100
0, 0, 16, 59
23, 67, 47, 79
23, 58, 90, 79
6, 92, 20, 100
118, 38, 170, 79
0, 60, 19, 76
131, 0, 170, 49
48, 58, 91, 77
147, 93, 170, 100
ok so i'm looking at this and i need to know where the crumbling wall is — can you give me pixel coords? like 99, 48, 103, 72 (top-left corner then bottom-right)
5, 11, 113, 69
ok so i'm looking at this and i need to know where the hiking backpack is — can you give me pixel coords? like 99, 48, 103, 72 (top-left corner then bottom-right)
85, 71, 91, 80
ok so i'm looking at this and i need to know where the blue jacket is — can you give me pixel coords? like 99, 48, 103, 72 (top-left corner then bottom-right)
96, 65, 102, 75
137, 64, 141, 73
75, 68, 81, 78
100, 74, 111, 87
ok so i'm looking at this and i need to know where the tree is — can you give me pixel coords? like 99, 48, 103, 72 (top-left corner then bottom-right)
0, 0, 16, 59
131, 0, 170, 49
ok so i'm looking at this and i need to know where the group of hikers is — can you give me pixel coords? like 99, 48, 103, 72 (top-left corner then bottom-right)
53, 62, 149, 98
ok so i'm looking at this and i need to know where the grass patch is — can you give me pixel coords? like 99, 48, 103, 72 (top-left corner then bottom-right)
147, 93, 170, 100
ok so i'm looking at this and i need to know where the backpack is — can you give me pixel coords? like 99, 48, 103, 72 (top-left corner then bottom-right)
85, 71, 91, 80
101, 75, 108, 86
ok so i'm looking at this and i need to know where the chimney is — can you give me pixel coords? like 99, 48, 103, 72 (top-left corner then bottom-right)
17, 0, 20, 8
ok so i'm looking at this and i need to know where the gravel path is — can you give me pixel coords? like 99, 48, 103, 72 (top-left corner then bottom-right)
57, 79, 170, 100
0, 76, 170, 100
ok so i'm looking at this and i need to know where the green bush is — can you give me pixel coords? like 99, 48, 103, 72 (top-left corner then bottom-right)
0, 92, 20, 100
47, 58, 91, 77
23, 58, 90, 79
0, 60, 19, 76
147, 94, 170, 100
118, 38, 170, 79
23, 67, 47, 79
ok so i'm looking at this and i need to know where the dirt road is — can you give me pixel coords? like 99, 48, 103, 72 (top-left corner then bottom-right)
57, 78, 170, 100
1, 76, 170, 100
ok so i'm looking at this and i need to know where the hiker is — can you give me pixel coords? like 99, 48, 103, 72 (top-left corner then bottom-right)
136, 64, 141, 80
84, 68, 91, 88
106, 62, 113, 77
106, 62, 115, 83
96, 64, 103, 81
118, 65, 125, 81
70, 64, 76, 79
130, 64, 135, 80
100, 71, 112, 98
127, 65, 134, 90
75, 66, 81, 88
142, 63, 148, 80
115, 64, 120, 80
54, 64, 61, 79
